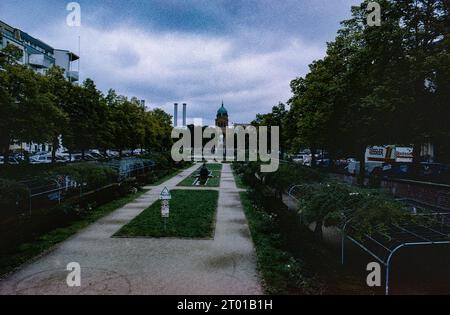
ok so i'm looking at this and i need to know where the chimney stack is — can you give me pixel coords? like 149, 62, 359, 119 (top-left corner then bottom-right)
182, 103, 187, 127
174, 103, 178, 127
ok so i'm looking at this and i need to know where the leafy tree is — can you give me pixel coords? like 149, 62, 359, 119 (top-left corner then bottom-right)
108, 92, 145, 156
148, 108, 173, 151
276, 0, 450, 184
63, 79, 104, 158
42, 66, 70, 163
0, 46, 63, 163
252, 103, 288, 158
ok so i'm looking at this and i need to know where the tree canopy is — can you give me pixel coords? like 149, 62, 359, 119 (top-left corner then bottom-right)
254, 0, 450, 178
0, 44, 174, 163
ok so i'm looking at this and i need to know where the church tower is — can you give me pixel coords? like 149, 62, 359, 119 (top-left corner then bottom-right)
215, 102, 229, 153
215, 101, 229, 130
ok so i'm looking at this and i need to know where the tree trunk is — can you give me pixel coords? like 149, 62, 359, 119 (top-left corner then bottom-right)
412, 143, 422, 178
1, 136, 11, 165
357, 145, 366, 186
311, 146, 317, 167
81, 149, 85, 160
51, 135, 58, 164
314, 219, 323, 241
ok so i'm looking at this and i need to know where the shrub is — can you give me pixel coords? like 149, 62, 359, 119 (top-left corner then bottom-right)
297, 182, 415, 239
269, 163, 324, 196
53, 163, 118, 191
0, 179, 28, 214
141, 151, 173, 170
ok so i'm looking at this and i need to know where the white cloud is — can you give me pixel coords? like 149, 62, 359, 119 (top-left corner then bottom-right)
42, 22, 325, 125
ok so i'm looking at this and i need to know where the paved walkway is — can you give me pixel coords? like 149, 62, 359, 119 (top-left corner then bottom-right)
0, 163, 262, 295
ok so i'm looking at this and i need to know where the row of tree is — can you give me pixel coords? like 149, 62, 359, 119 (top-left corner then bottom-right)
0, 45, 173, 163
253, 0, 450, 183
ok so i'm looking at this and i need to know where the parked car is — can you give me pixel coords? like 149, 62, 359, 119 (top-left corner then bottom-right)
316, 153, 332, 168
133, 149, 146, 156
88, 151, 106, 160
10, 151, 27, 162
30, 154, 68, 164
0, 156, 21, 165
31, 151, 52, 157
292, 154, 307, 164
70, 153, 96, 162
106, 150, 120, 158
30, 155, 52, 164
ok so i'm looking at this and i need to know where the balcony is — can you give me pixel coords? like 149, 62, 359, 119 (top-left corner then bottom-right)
28, 53, 53, 68
66, 70, 79, 82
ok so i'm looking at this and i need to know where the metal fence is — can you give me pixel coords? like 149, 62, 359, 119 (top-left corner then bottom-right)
4, 158, 155, 216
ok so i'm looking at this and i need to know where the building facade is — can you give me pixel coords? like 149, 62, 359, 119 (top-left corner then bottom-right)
0, 20, 79, 80
1, 20, 79, 154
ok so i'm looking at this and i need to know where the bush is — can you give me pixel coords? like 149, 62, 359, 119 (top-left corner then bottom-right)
141, 151, 173, 170
0, 179, 28, 214
233, 161, 326, 198
232, 162, 261, 188
297, 182, 415, 239
53, 163, 118, 191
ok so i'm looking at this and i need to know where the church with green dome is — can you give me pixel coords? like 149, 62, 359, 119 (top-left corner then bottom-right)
215, 102, 229, 129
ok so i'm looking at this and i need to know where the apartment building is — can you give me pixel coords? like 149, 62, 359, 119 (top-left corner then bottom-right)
1, 20, 79, 154
0, 20, 79, 80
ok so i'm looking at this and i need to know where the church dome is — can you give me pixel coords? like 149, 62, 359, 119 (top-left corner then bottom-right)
217, 103, 228, 117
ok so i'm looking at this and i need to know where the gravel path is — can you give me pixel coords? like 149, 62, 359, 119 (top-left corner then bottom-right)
0, 163, 262, 295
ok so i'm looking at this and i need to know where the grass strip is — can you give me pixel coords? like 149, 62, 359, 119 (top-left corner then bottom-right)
239, 191, 320, 294
115, 190, 219, 238
150, 163, 194, 186
177, 163, 223, 187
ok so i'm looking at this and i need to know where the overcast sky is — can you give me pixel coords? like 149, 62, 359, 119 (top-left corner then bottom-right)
0, 0, 360, 125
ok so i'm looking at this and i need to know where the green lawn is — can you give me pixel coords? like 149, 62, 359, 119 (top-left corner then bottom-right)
0, 189, 148, 278
114, 190, 219, 238
177, 163, 223, 187
231, 164, 247, 189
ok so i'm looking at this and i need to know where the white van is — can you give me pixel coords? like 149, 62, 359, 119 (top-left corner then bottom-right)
346, 145, 413, 175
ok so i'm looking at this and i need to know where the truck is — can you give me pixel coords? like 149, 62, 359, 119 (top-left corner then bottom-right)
346, 145, 414, 176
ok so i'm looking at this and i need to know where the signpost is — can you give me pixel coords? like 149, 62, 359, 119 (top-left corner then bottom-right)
160, 187, 171, 231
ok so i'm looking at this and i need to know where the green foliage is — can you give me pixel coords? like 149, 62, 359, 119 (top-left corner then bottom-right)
254, 0, 450, 167
105, 90, 173, 155
0, 179, 28, 213
240, 191, 320, 294
297, 182, 415, 238
0, 56, 174, 163
263, 162, 326, 195
54, 164, 118, 190
231, 163, 247, 189
0, 44, 23, 65
252, 103, 289, 156
0, 60, 63, 157
232, 162, 261, 187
